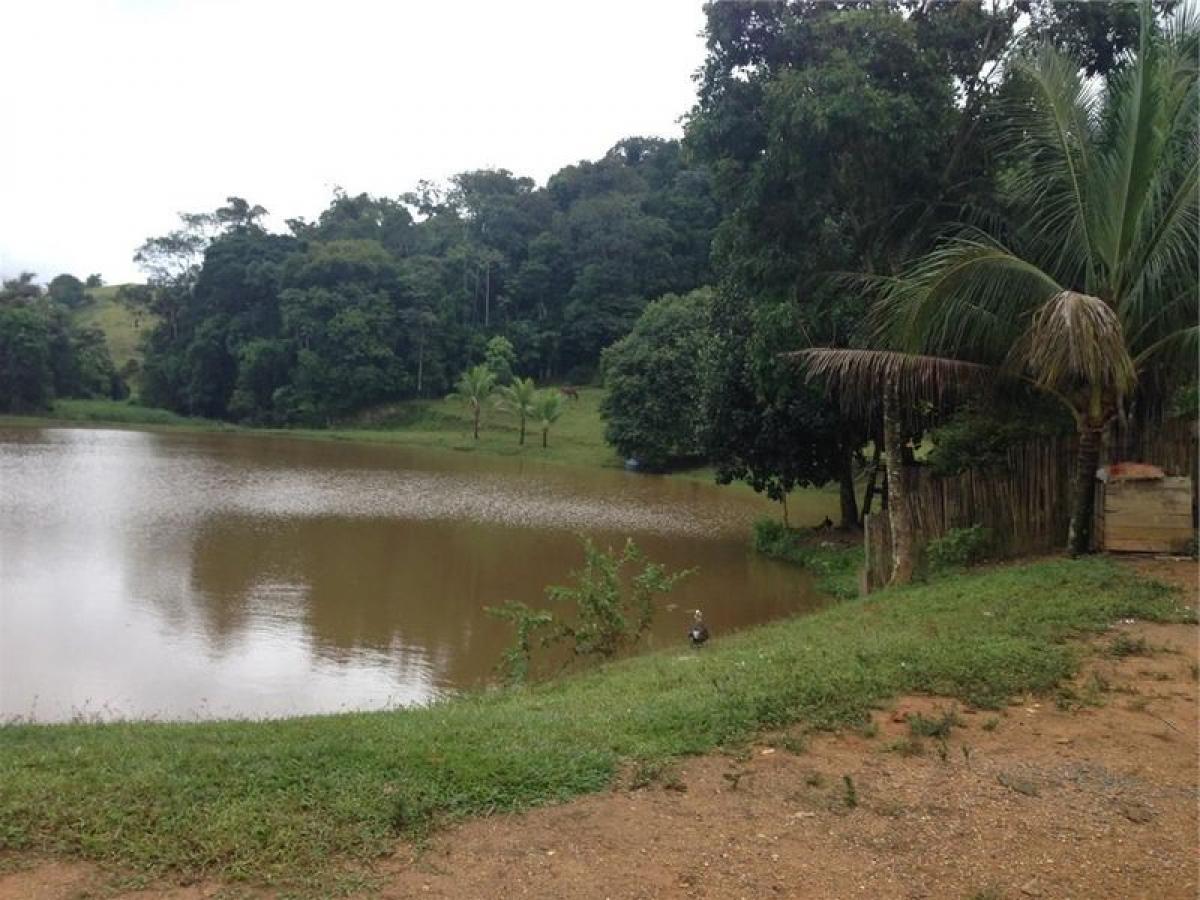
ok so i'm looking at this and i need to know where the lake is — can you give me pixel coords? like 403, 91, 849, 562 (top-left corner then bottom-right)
0, 427, 828, 722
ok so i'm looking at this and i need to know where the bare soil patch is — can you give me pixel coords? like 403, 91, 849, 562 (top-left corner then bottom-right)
4, 558, 1196, 900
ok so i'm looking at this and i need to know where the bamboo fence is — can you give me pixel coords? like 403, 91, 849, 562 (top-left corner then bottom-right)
861, 420, 1198, 593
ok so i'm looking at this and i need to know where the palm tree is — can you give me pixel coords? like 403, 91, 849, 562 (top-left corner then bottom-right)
447, 364, 497, 440
496, 376, 539, 445
533, 390, 566, 448
804, 6, 1197, 570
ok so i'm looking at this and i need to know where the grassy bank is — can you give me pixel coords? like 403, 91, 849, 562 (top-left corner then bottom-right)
751, 519, 864, 599
0, 559, 1190, 891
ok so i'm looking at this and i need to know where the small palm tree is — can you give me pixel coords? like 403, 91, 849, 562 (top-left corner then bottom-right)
533, 390, 566, 448
804, 6, 1198, 569
447, 364, 497, 440
495, 376, 539, 445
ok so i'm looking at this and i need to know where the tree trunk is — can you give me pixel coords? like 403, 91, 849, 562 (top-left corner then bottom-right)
838, 447, 859, 530
1068, 427, 1103, 556
781, 494, 790, 528
473, 405, 480, 440
416, 333, 425, 395
519, 415, 526, 445
542, 428, 548, 449
883, 382, 914, 586
859, 442, 882, 525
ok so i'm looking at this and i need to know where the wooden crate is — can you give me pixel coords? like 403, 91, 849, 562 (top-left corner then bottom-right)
1098, 476, 1195, 554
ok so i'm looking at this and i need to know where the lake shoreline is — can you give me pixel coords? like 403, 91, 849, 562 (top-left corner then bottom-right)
1, 558, 1193, 895
0, 394, 846, 499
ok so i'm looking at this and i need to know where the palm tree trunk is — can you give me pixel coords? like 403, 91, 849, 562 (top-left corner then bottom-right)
1068, 427, 1103, 556
473, 405, 480, 440
519, 415, 526, 445
542, 427, 548, 449
883, 382, 914, 586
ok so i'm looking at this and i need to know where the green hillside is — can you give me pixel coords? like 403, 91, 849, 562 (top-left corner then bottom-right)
72, 285, 156, 376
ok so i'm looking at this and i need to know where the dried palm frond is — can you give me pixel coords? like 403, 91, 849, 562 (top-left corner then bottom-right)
791, 348, 995, 420
1009, 291, 1137, 399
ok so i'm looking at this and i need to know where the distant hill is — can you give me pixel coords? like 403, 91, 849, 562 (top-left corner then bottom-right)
72, 285, 157, 379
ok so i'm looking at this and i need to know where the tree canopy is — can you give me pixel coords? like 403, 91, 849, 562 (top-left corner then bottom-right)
135, 140, 719, 425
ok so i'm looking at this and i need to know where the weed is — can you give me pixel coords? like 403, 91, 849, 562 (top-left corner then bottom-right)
967, 888, 1004, 900
859, 720, 879, 739
887, 736, 925, 757
804, 772, 825, 788
1080, 670, 1111, 705
722, 770, 751, 792
630, 759, 667, 790
770, 734, 808, 755
982, 716, 1001, 732
1054, 685, 1080, 711
389, 793, 434, 837
935, 737, 950, 763
842, 774, 858, 809
997, 771, 1040, 797
926, 525, 993, 571
1126, 696, 1150, 712
1107, 634, 1150, 658
907, 708, 963, 739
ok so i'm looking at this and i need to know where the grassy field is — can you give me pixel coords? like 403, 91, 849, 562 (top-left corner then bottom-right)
72, 285, 156, 374
328, 387, 623, 469
0, 559, 1190, 892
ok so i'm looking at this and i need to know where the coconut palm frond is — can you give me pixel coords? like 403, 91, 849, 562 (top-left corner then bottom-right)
1096, 3, 1198, 315
792, 348, 994, 420
1133, 324, 1200, 370
1091, 3, 1167, 281
1010, 291, 1137, 398
1002, 44, 1101, 285
872, 234, 1062, 362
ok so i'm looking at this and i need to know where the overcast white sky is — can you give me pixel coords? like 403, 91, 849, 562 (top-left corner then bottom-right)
0, 0, 706, 285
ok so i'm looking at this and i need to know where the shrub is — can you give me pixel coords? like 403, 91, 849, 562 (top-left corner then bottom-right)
925, 525, 993, 571
600, 288, 712, 470
488, 537, 691, 682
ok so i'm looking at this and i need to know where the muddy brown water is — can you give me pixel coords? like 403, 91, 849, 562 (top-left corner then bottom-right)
0, 427, 832, 722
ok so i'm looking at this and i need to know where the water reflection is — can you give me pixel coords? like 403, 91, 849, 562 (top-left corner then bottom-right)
0, 427, 826, 722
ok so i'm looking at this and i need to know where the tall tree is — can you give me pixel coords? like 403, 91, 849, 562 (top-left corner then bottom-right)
687, 1, 1013, 527
805, 4, 1198, 560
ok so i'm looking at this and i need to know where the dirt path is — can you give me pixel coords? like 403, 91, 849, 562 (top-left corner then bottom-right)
3, 559, 1197, 899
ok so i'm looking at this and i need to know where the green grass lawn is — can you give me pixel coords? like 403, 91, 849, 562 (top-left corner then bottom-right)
326, 386, 623, 469
0, 558, 1190, 892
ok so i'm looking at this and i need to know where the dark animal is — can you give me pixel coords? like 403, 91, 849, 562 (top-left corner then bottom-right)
819, 516, 834, 531
689, 609, 709, 647
559, 386, 580, 401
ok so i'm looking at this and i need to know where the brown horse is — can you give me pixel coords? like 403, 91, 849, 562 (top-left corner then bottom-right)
559, 386, 580, 401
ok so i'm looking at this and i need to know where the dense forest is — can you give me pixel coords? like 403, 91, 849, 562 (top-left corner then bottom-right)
0, 272, 122, 412
2, 1, 1191, 531
126, 138, 718, 424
